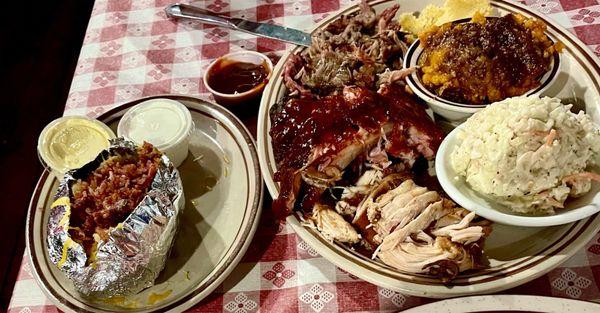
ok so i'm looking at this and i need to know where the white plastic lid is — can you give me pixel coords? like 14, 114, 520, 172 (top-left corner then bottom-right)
117, 99, 193, 149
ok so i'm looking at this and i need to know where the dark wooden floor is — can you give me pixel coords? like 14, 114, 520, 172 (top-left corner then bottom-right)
0, 0, 95, 309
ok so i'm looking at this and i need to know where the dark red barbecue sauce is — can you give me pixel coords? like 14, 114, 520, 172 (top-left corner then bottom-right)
379, 85, 444, 158
269, 85, 444, 218
207, 60, 268, 94
270, 87, 385, 171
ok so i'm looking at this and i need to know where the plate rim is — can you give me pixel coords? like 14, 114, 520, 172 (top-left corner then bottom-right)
26, 94, 264, 312
402, 295, 600, 312
256, 0, 600, 298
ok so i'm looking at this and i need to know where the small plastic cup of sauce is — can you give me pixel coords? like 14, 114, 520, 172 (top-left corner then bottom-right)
117, 98, 193, 167
37, 116, 116, 177
204, 51, 273, 106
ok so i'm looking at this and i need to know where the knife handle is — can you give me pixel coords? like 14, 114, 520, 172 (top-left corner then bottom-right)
165, 3, 238, 29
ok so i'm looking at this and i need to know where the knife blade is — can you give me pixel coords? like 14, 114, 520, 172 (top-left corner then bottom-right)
165, 3, 312, 47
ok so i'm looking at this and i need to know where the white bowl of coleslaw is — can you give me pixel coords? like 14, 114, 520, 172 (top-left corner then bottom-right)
436, 96, 600, 227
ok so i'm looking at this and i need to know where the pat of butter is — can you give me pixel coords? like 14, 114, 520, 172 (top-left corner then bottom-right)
38, 116, 115, 175
399, 0, 493, 35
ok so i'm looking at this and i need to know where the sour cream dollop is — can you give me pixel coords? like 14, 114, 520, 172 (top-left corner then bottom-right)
117, 98, 193, 167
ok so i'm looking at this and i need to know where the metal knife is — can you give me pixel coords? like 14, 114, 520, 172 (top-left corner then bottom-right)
165, 3, 312, 47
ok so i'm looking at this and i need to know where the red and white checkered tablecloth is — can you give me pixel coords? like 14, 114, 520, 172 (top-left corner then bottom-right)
8, 0, 600, 312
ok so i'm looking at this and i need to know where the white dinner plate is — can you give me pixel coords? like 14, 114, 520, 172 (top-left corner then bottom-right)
257, 0, 600, 298
27, 95, 263, 312
404, 295, 600, 312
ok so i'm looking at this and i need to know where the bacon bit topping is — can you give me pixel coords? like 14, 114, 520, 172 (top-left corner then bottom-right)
68, 142, 162, 257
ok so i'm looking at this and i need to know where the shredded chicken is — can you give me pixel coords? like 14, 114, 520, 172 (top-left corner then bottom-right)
353, 173, 409, 224
378, 237, 476, 281
430, 212, 483, 245
312, 204, 360, 244
357, 178, 490, 281
335, 169, 383, 216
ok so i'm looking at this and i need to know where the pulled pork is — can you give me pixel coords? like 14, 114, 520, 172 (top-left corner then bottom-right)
284, 1, 408, 96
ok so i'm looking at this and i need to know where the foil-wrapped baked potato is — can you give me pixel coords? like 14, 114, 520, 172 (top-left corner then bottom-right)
47, 138, 184, 297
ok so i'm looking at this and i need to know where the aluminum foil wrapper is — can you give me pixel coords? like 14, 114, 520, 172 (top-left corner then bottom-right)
46, 138, 184, 298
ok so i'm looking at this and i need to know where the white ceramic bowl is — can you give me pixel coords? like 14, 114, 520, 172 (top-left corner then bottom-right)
436, 124, 600, 227
404, 19, 561, 122
203, 51, 273, 106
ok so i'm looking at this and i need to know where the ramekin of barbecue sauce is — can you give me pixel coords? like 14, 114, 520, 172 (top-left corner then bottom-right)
204, 51, 273, 106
